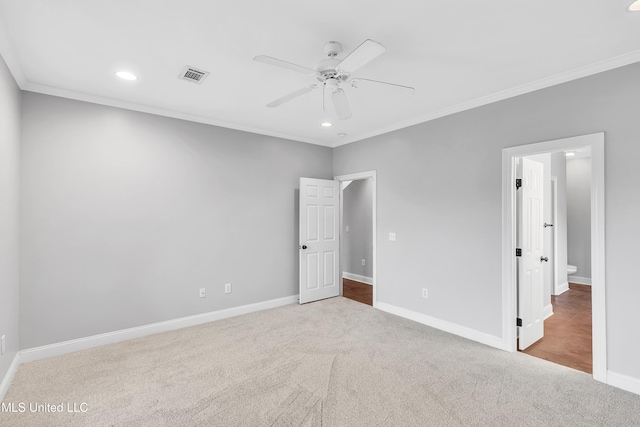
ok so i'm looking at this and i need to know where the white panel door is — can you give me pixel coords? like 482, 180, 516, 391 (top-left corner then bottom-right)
299, 177, 340, 304
518, 158, 545, 350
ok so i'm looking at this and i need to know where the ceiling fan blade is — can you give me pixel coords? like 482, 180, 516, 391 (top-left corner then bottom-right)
331, 88, 352, 120
336, 39, 386, 74
254, 55, 317, 75
266, 85, 316, 108
351, 78, 415, 94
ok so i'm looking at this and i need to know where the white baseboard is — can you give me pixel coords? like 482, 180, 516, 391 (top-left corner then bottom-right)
342, 272, 373, 285
19, 295, 298, 364
568, 276, 592, 285
607, 371, 640, 396
376, 301, 503, 350
554, 281, 569, 295
0, 353, 20, 403
543, 303, 554, 320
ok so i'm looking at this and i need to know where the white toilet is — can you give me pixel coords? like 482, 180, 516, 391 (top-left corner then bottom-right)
567, 264, 577, 275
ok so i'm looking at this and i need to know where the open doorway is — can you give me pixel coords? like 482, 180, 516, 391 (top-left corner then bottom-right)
515, 150, 593, 373
502, 132, 606, 383
335, 171, 377, 307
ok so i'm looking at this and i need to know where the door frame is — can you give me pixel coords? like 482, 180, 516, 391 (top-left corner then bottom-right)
334, 170, 377, 307
501, 132, 606, 383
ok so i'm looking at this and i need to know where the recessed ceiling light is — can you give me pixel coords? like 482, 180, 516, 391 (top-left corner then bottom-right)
338, 133, 347, 137
116, 71, 137, 81
321, 122, 333, 127
628, 0, 640, 11
565, 152, 576, 157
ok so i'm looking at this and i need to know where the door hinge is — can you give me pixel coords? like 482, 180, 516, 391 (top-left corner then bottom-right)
516, 248, 522, 257
515, 178, 522, 190
516, 318, 523, 327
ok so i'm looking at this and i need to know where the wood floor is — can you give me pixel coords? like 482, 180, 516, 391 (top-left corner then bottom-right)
521, 283, 592, 374
343, 278, 372, 306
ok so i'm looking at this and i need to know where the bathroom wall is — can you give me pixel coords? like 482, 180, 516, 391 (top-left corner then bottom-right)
566, 157, 592, 283
551, 152, 568, 294
341, 178, 373, 281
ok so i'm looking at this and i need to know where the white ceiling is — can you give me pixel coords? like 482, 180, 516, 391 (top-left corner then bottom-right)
1, 1, 640, 147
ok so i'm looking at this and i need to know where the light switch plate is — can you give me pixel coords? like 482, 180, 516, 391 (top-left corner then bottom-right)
389, 232, 396, 241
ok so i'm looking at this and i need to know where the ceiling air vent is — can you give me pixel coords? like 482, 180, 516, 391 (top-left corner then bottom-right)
179, 66, 209, 84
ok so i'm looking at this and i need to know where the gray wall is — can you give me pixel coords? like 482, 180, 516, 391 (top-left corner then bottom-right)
341, 179, 373, 278
333, 62, 640, 380
566, 157, 592, 280
20, 93, 333, 349
550, 152, 568, 293
0, 55, 20, 380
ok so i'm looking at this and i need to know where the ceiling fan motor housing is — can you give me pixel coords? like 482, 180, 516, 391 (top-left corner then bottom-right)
323, 41, 342, 57
316, 58, 348, 82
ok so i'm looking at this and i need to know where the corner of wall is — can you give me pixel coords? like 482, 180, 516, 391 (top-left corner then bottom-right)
0, 47, 21, 404
0, 353, 20, 403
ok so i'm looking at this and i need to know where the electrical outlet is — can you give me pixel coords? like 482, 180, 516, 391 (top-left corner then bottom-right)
199, 288, 206, 298
1, 335, 5, 355
225, 283, 232, 294
346, 225, 350, 232
361, 259, 366, 266
389, 232, 396, 241
422, 288, 428, 299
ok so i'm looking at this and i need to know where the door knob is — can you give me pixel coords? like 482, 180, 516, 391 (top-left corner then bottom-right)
544, 223, 554, 228
540, 256, 548, 262
300, 245, 307, 250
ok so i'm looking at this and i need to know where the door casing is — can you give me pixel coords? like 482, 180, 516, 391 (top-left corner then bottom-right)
502, 132, 606, 383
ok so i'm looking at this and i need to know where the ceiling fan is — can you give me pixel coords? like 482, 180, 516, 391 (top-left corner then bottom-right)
254, 39, 414, 120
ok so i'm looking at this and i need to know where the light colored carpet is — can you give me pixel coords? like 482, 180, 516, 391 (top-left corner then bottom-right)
2, 297, 640, 426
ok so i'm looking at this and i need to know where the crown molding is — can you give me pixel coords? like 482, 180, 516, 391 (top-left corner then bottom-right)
334, 49, 640, 147
21, 81, 333, 147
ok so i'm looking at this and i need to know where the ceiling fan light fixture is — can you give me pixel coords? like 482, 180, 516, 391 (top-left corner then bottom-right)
324, 78, 340, 90
628, 0, 640, 11
116, 71, 137, 81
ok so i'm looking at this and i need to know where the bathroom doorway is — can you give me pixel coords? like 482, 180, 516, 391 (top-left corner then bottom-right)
502, 132, 606, 383
515, 148, 593, 373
